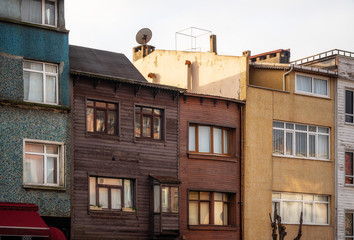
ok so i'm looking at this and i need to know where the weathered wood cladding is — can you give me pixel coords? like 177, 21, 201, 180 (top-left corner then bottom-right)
71, 76, 179, 240
179, 95, 242, 240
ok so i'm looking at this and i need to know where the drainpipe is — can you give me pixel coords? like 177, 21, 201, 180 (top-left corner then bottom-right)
283, 65, 294, 91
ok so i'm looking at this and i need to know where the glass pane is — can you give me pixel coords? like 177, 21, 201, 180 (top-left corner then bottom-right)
153, 116, 161, 139
135, 106, 141, 112
214, 192, 222, 201
22, 0, 42, 24
46, 157, 57, 184
272, 193, 281, 199
45, 0, 55, 26
271, 202, 280, 219
286, 132, 293, 155
200, 192, 210, 200
286, 123, 294, 129
45, 64, 57, 73
304, 195, 313, 201
273, 121, 284, 128
318, 135, 329, 159
346, 115, 354, 123
154, 109, 161, 115
296, 75, 312, 93
99, 188, 108, 208
189, 191, 198, 200
124, 179, 133, 208
154, 185, 160, 212
295, 124, 307, 131
111, 189, 121, 210
309, 126, 316, 132
96, 102, 106, 108
304, 203, 313, 223
24, 71, 43, 102
143, 116, 152, 137
346, 90, 354, 115
282, 193, 302, 200
282, 201, 302, 223
135, 113, 141, 137
96, 110, 105, 132
346, 153, 354, 184
171, 187, 178, 213
189, 126, 196, 151
25, 144, 43, 153
108, 103, 116, 110
315, 203, 328, 224
98, 178, 122, 186
24, 61, 43, 71
315, 196, 328, 202
223, 203, 228, 225
86, 108, 94, 132
223, 193, 229, 201
46, 145, 58, 154
189, 202, 198, 225
295, 132, 307, 157
213, 128, 222, 154
273, 129, 284, 155
108, 111, 116, 135
143, 107, 152, 114
198, 126, 211, 153
89, 177, 96, 206
318, 127, 329, 133
214, 202, 223, 225
200, 202, 210, 224
314, 78, 327, 95
309, 135, 315, 157
24, 154, 43, 184
346, 213, 354, 236
223, 130, 229, 154
87, 100, 94, 107
162, 187, 169, 212
46, 75, 56, 103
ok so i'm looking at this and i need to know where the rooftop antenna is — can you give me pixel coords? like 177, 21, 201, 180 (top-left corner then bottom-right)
136, 28, 152, 45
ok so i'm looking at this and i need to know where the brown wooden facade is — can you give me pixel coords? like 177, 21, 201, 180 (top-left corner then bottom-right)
70, 73, 182, 239
179, 94, 243, 240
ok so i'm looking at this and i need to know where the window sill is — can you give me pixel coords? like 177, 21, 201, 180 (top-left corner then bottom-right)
0, 17, 69, 33
88, 208, 137, 215
188, 153, 238, 162
85, 132, 120, 140
0, 99, 70, 113
272, 154, 331, 162
23, 184, 66, 191
294, 92, 331, 100
344, 122, 354, 126
134, 137, 165, 144
283, 223, 330, 226
188, 225, 238, 231
344, 184, 354, 188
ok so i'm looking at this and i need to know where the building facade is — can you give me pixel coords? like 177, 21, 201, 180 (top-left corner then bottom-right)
0, 0, 71, 237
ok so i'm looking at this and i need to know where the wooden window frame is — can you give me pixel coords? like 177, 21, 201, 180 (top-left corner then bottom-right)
346, 212, 354, 239
134, 105, 163, 140
345, 152, 354, 185
156, 185, 179, 213
86, 99, 118, 135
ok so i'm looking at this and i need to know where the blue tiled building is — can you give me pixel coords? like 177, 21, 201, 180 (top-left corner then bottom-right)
0, 0, 70, 237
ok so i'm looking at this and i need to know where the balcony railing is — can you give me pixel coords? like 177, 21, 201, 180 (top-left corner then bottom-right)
291, 49, 354, 65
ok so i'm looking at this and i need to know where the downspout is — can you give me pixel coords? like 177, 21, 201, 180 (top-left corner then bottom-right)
334, 76, 338, 240
283, 65, 294, 91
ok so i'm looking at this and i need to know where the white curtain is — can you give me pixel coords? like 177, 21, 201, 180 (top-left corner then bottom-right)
24, 154, 43, 184
286, 132, 293, 155
283, 201, 302, 223
24, 71, 43, 102
46, 157, 57, 184
273, 129, 284, 154
315, 203, 328, 224
111, 189, 121, 210
296, 75, 312, 93
214, 202, 223, 225
154, 185, 160, 212
46, 75, 56, 103
213, 128, 222, 154
22, 0, 42, 24
318, 135, 329, 159
295, 132, 307, 157
314, 79, 327, 95
188, 202, 198, 225
200, 202, 210, 224
99, 188, 108, 208
309, 135, 316, 157
89, 177, 96, 205
45, 0, 55, 25
189, 126, 196, 151
198, 126, 210, 153
124, 180, 133, 208
223, 130, 229, 154
161, 187, 169, 212
303, 203, 312, 223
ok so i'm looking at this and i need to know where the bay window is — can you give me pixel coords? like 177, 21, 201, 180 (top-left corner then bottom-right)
346, 152, 354, 184
135, 106, 163, 140
273, 121, 330, 160
272, 192, 329, 225
346, 212, 354, 239
295, 74, 329, 97
86, 100, 118, 135
346, 90, 354, 123
21, 0, 57, 26
89, 176, 134, 211
23, 60, 58, 104
154, 186, 179, 213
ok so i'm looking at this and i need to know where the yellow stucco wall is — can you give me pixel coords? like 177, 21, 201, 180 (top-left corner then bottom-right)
243, 69, 335, 240
133, 50, 248, 100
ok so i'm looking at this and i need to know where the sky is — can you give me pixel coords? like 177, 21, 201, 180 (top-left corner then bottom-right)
65, 0, 354, 62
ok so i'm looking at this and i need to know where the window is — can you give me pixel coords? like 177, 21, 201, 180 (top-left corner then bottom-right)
153, 185, 179, 213
188, 191, 234, 226
346, 152, 354, 184
189, 124, 230, 155
86, 100, 118, 135
89, 177, 134, 211
23, 60, 58, 104
273, 121, 329, 160
346, 90, 354, 123
346, 212, 354, 239
272, 192, 329, 225
21, 0, 56, 26
135, 106, 163, 140
23, 141, 63, 187
295, 74, 329, 97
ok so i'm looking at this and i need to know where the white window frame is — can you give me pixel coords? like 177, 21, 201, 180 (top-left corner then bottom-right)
21, 0, 58, 27
23, 60, 59, 105
272, 192, 330, 225
345, 89, 354, 124
273, 121, 330, 160
346, 211, 354, 239
23, 139, 64, 188
295, 73, 329, 98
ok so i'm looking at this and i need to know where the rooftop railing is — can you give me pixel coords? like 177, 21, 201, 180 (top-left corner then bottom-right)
291, 49, 354, 65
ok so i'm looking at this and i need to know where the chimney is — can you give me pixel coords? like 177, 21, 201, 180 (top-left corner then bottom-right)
132, 45, 155, 62
210, 34, 217, 54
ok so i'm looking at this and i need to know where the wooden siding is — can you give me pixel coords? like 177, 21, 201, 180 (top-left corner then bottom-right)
179, 95, 242, 240
71, 77, 179, 240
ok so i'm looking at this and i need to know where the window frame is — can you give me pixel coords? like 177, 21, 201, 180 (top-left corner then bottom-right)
188, 123, 232, 156
85, 99, 119, 136
272, 192, 330, 225
134, 104, 164, 140
345, 151, 354, 185
23, 60, 59, 105
89, 176, 135, 212
345, 89, 354, 124
188, 190, 234, 226
21, 0, 58, 27
272, 121, 330, 161
295, 73, 329, 98
346, 211, 354, 239
23, 139, 65, 188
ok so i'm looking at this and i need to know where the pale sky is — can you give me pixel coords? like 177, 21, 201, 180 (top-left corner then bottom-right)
65, 0, 354, 61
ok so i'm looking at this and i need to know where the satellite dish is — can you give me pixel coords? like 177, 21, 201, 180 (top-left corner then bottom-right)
136, 28, 152, 45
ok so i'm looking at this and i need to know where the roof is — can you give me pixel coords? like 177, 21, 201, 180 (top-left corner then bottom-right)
69, 45, 147, 82
183, 92, 245, 104
249, 49, 290, 59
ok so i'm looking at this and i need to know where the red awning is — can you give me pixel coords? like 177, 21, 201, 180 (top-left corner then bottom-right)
49, 227, 66, 240
0, 203, 50, 238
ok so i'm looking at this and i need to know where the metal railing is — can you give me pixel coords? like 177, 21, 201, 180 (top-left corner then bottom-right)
291, 49, 354, 65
